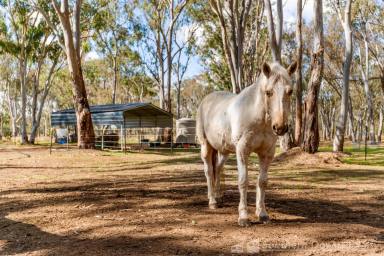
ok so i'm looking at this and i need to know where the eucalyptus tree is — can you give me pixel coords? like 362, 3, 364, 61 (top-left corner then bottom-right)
332, 0, 353, 152
209, 0, 253, 94
137, 0, 189, 112
92, 0, 140, 104
264, 0, 282, 63
0, 0, 45, 144
29, 42, 63, 144
35, 0, 96, 148
301, 0, 324, 153
294, 0, 304, 146
0, 55, 19, 138
355, 7, 375, 144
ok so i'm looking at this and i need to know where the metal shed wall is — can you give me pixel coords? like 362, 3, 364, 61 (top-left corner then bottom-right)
124, 114, 172, 128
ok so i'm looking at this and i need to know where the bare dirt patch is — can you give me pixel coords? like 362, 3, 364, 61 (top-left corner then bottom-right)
273, 147, 347, 166
0, 144, 383, 255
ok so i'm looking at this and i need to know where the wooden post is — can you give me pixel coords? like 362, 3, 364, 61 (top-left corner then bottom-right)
50, 128, 53, 155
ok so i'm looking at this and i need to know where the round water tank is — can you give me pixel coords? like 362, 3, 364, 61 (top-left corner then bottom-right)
176, 118, 196, 144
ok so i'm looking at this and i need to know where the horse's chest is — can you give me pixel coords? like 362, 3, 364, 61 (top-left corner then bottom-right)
251, 133, 275, 150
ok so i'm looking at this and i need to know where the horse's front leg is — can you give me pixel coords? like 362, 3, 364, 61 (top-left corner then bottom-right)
236, 143, 250, 227
256, 151, 274, 223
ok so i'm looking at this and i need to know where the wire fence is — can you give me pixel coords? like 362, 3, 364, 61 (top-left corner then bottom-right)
50, 126, 199, 152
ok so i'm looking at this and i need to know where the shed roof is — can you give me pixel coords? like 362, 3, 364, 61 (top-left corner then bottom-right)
51, 103, 173, 127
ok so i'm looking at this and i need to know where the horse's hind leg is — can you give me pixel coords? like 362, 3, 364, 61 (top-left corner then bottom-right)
214, 152, 228, 204
201, 142, 217, 209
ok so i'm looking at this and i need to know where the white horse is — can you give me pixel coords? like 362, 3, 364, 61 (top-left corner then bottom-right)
196, 62, 297, 226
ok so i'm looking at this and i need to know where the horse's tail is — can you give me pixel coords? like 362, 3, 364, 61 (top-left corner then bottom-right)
211, 148, 218, 180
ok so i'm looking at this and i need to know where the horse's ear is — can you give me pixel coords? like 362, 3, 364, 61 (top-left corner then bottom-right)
262, 62, 271, 78
287, 61, 298, 76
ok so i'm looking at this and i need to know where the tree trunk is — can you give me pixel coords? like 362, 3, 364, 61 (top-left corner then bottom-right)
112, 56, 118, 104
0, 114, 3, 140
302, 0, 324, 154
294, 0, 303, 146
333, 0, 352, 152
156, 28, 165, 109
176, 85, 181, 119
210, 0, 252, 94
30, 60, 58, 144
52, 0, 95, 149
358, 27, 375, 144
378, 106, 383, 143
19, 57, 28, 144
264, 0, 282, 63
347, 94, 356, 143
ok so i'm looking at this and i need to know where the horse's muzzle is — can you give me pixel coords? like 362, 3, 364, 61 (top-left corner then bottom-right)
272, 124, 289, 136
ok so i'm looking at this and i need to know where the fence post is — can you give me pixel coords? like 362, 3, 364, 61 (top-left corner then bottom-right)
66, 126, 69, 150
50, 128, 53, 155
101, 128, 104, 150
121, 125, 124, 151
365, 125, 368, 161
124, 127, 127, 153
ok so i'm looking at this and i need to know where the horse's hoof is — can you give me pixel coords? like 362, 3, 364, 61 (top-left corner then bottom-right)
258, 215, 270, 223
238, 218, 250, 227
209, 203, 218, 209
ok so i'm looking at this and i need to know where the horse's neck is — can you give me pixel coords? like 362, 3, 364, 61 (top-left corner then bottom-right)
238, 83, 266, 120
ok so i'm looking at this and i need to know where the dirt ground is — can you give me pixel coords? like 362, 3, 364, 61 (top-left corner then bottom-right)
0, 144, 383, 255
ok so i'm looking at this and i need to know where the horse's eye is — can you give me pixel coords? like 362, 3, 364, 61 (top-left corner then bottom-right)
266, 90, 273, 97
287, 89, 293, 96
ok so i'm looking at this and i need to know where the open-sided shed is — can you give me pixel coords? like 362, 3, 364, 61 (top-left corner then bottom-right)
51, 103, 173, 129
51, 103, 173, 150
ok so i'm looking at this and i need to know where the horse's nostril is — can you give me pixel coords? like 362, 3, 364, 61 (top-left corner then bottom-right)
273, 125, 277, 131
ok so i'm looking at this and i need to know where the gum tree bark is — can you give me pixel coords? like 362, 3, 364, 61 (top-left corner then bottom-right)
333, 0, 353, 152
294, 0, 303, 146
51, 0, 95, 148
302, 0, 324, 153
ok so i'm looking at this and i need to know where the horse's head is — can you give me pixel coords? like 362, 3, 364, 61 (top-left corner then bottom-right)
261, 61, 297, 136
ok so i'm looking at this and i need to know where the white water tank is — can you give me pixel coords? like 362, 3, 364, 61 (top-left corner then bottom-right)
176, 118, 196, 144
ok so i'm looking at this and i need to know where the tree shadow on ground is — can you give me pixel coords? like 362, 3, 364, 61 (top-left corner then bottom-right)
1, 152, 384, 255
